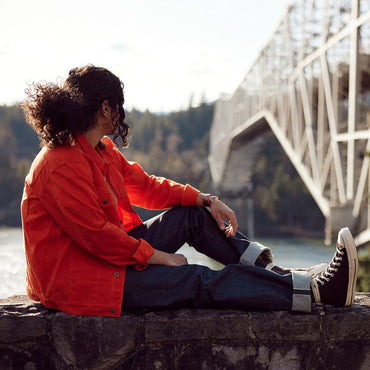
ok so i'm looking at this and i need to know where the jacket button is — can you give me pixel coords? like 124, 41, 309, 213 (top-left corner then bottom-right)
110, 308, 116, 313
114, 272, 120, 277
102, 199, 108, 205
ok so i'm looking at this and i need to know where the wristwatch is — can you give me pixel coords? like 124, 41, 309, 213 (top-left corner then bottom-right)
203, 194, 219, 207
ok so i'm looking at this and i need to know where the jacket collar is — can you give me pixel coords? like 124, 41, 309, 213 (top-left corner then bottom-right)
76, 135, 109, 176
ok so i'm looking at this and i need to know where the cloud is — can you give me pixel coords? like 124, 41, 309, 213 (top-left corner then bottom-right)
0, 45, 14, 56
109, 43, 137, 53
190, 66, 214, 75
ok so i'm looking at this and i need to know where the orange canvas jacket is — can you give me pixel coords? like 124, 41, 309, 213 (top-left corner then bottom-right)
21, 135, 199, 317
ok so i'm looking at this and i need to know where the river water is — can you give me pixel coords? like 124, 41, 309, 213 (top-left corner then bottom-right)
0, 227, 335, 299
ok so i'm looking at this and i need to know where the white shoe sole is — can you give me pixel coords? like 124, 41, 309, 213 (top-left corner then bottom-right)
339, 227, 359, 306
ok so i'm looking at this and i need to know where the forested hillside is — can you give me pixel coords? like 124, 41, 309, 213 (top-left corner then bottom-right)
0, 103, 324, 236
0, 106, 39, 226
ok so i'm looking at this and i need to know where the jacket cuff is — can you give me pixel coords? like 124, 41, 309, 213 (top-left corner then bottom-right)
131, 238, 155, 270
181, 184, 200, 206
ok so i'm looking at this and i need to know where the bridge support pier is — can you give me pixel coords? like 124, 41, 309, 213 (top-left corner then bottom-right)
325, 203, 356, 245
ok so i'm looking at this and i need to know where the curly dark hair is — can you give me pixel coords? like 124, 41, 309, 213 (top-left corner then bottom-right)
20, 65, 129, 148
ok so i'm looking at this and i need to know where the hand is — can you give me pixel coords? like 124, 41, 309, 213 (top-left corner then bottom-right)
210, 199, 238, 237
147, 249, 188, 266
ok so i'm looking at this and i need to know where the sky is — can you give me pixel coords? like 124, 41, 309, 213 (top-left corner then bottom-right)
0, 0, 291, 112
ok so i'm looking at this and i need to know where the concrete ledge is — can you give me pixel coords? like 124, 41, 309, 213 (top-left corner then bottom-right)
0, 294, 369, 369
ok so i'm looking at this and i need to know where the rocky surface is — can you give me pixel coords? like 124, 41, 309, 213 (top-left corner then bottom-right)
0, 293, 369, 369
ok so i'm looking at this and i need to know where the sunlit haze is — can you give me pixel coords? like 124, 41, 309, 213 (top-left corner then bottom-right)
0, 0, 290, 112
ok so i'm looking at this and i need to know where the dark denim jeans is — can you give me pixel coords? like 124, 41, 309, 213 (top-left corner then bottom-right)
123, 206, 310, 312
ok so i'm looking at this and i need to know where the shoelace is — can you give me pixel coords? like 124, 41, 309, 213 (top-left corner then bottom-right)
316, 248, 344, 285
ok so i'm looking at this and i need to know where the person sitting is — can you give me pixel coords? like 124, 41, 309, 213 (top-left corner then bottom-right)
20, 65, 358, 317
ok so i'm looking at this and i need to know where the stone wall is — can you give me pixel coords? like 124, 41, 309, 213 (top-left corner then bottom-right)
1, 294, 369, 370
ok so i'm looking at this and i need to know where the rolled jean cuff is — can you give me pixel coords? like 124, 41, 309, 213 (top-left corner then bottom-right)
240, 242, 273, 266
291, 270, 312, 313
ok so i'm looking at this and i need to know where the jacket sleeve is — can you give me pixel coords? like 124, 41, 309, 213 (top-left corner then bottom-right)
118, 154, 200, 209
39, 161, 155, 268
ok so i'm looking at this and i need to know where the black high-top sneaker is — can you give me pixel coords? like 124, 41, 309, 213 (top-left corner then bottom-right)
311, 227, 358, 306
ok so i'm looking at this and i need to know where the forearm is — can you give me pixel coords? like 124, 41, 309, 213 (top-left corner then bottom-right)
123, 160, 199, 209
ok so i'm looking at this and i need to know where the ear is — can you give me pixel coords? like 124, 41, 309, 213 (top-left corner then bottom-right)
99, 100, 110, 117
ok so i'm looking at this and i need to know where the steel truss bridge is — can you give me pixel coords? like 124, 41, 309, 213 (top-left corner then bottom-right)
209, 0, 370, 245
